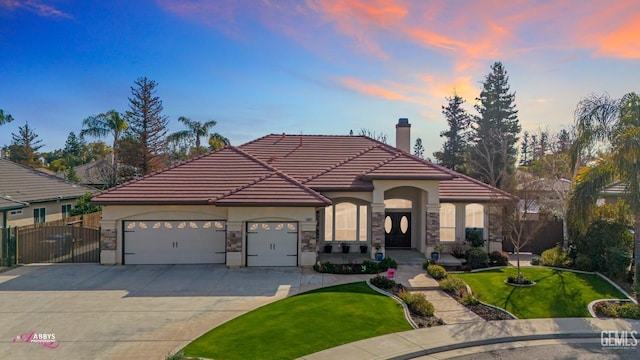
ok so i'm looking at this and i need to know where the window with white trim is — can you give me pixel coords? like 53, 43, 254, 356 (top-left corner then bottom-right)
465, 203, 484, 233
9, 209, 23, 216
439, 203, 455, 242
324, 202, 368, 242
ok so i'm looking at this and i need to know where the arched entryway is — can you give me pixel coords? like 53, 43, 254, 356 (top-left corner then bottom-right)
384, 197, 413, 249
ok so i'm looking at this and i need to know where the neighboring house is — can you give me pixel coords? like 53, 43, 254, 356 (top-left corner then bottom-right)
600, 182, 627, 205
0, 159, 94, 229
93, 119, 515, 267
56, 155, 114, 188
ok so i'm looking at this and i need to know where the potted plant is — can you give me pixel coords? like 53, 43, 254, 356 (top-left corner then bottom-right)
359, 244, 368, 254
324, 244, 333, 253
431, 244, 443, 262
340, 242, 350, 253
373, 242, 384, 261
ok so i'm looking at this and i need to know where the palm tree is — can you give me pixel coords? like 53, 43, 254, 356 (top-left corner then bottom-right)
568, 92, 640, 292
168, 117, 218, 157
80, 110, 128, 183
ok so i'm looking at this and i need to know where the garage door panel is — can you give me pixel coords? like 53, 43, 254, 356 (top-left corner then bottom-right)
124, 220, 226, 265
247, 222, 297, 266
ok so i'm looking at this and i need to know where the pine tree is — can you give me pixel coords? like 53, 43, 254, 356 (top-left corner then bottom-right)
520, 131, 530, 166
434, 92, 470, 173
63, 132, 88, 167
125, 77, 169, 174
8, 122, 44, 167
0, 108, 14, 125
469, 62, 521, 188
413, 138, 425, 159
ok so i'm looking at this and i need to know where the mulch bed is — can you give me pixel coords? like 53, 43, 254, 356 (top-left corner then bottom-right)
442, 288, 514, 321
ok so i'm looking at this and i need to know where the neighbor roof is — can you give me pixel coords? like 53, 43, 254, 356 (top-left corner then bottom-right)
0, 196, 28, 211
92, 146, 331, 206
93, 134, 515, 206
0, 159, 93, 205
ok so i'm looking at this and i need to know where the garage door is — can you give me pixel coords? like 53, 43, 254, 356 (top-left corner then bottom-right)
246, 222, 298, 266
123, 220, 226, 264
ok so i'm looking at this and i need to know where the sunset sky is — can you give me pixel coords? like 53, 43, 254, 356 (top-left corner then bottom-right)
1, 0, 639, 157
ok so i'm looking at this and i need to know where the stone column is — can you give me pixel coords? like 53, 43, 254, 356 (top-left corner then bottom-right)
300, 221, 317, 266
100, 220, 117, 265
370, 203, 385, 259
425, 204, 440, 253
226, 221, 243, 267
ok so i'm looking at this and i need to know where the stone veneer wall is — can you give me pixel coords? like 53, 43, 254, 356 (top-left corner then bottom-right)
301, 230, 316, 252
101, 227, 116, 250
371, 211, 385, 246
227, 230, 242, 252
426, 211, 440, 245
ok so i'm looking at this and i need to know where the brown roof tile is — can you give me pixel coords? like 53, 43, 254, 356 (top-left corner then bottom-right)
92, 146, 330, 206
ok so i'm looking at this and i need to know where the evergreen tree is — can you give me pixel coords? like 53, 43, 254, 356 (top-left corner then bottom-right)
125, 77, 169, 174
433, 92, 470, 172
520, 131, 530, 166
63, 132, 87, 167
0, 108, 14, 125
8, 122, 44, 167
469, 62, 521, 188
413, 138, 425, 159
65, 166, 81, 183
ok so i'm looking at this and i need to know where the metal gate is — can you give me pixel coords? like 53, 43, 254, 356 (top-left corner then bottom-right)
15, 225, 100, 264
1, 227, 17, 267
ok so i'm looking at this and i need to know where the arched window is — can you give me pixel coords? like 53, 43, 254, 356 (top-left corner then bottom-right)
440, 203, 455, 242
324, 201, 368, 242
465, 203, 484, 239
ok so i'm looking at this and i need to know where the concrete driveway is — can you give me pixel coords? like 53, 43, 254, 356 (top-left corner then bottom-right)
0, 264, 368, 360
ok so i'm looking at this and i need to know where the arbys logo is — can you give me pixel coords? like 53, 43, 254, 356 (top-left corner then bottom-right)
12, 331, 60, 349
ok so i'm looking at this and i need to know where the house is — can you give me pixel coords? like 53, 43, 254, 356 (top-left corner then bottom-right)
56, 155, 114, 189
93, 119, 515, 266
0, 159, 93, 229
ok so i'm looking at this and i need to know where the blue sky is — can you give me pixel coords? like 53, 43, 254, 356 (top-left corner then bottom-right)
1, 0, 640, 157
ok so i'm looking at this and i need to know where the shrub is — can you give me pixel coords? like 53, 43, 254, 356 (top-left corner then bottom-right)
378, 257, 398, 271
370, 275, 397, 290
451, 244, 467, 259
426, 264, 447, 280
489, 251, 509, 266
459, 294, 480, 306
361, 260, 380, 274
465, 248, 489, 269
618, 303, 640, 319
465, 229, 485, 248
507, 274, 533, 285
398, 291, 434, 317
593, 301, 618, 317
540, 245, 570, 268
439, 276, 466, 293
422, 259, 431, 271
530, 257, 541, 265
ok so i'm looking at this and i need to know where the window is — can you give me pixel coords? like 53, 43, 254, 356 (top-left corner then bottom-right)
465, 203, 484, 229
61, 204, 72, 218
33, 208, 46, 224
324, 202, 368, 242
384, 198, 412, 209
9, 209, 23, 216
439, 203, 455, 242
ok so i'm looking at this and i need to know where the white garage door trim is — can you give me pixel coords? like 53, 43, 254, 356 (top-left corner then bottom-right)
246, 222, 298, 266
123, 220, 226, 265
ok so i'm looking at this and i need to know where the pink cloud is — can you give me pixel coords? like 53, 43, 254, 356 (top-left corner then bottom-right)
0, 0, 71, 18
338, 77, 409, 101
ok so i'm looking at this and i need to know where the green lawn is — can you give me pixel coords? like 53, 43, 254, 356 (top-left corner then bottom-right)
182, 282, 412, 360
455, 267, 626, 319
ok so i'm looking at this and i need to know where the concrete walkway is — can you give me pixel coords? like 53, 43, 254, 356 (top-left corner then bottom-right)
394, 265, 483, 324
300, 318, 640, 359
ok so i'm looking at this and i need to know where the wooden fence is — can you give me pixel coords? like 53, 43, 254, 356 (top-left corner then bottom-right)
502, 219, 563, 255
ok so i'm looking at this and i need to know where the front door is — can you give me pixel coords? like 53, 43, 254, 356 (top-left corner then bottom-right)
384, 212, 411, 248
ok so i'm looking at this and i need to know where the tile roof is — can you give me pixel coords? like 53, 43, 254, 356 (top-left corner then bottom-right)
94, 133, 515, 206
92, 146, 331, 206
0, 159, 93, 205
601, 181, 626, 197
0, 196, 28, 211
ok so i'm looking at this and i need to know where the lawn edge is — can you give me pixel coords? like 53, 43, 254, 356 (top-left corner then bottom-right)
366, 279, 419, 329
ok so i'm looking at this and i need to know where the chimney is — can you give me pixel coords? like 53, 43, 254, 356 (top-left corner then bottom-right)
395, 118, 411, 152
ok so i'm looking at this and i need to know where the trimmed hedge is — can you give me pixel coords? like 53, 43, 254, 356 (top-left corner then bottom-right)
489, 251, 509, 266
466, 248, 489, 269
426, 264, 447, 280
398, 291, 435, 317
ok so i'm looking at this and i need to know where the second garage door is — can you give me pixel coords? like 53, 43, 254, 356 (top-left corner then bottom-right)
246, 222, 298, 266
123, 220, 226, 264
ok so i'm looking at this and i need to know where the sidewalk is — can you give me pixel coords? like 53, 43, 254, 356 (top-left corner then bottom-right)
299, 318, 640, 359
394, 264, 483, 324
